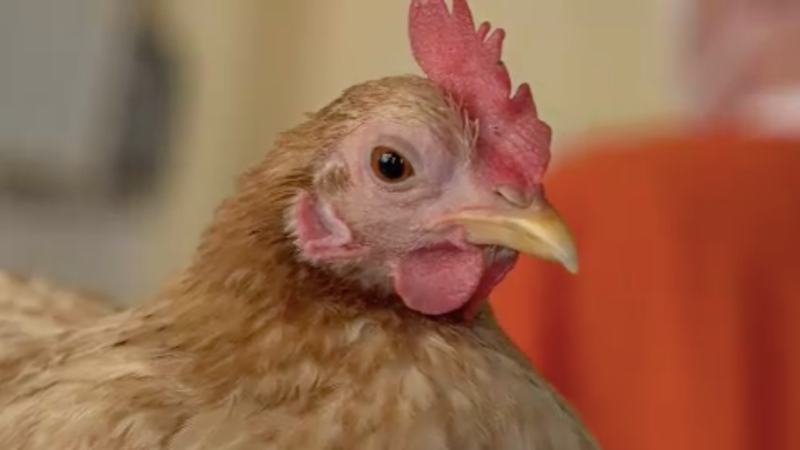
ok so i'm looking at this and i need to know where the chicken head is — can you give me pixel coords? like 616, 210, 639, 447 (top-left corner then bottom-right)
289, 84, 574, 320
284, 0, 576, 318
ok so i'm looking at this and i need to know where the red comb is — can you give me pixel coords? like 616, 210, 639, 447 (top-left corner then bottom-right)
409, 0, 552, 190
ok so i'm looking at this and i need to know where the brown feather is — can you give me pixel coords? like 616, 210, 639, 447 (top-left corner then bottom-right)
0, 271, 117, 359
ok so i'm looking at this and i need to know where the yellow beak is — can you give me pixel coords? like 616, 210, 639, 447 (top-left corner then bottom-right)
442, 200, 578, 274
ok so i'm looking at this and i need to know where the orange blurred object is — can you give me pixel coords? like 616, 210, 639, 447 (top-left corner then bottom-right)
491, 122, 800, 450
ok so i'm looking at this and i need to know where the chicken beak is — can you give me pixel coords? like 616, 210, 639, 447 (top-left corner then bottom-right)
442, 200, 578, 274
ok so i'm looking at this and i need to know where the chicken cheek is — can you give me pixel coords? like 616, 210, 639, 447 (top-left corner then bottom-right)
392, 246, 484, 315
292, 191, 367, 261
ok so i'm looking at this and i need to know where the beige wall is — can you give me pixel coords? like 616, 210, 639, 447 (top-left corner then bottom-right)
144, 0, 681, 287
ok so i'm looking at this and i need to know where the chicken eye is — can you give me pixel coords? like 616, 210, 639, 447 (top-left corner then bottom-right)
370, 146, 414, 183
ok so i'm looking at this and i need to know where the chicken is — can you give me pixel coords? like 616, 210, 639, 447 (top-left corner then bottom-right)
0, 0, 598, 448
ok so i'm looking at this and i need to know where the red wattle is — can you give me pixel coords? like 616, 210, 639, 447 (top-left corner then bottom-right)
392, 246, 485, 316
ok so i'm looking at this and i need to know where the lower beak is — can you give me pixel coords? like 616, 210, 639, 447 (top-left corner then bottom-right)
442, 200, 578, 274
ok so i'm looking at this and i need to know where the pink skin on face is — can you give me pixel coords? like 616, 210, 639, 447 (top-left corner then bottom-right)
292, 120, 525, 317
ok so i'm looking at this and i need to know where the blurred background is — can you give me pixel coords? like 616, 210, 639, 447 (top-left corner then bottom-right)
1, 1, 798, 449
0, 0, 683, 304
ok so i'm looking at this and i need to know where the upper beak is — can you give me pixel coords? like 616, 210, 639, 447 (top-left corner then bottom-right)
441, 199, 578, 274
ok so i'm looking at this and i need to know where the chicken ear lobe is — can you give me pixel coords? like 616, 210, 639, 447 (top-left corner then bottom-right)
290, 190, 366, 261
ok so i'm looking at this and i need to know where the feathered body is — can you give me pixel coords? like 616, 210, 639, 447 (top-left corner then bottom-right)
0, 1, 598, 448
0, 271, 115, 359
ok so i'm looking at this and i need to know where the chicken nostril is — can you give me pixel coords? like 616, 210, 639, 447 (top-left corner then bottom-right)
495, 186, 534, 208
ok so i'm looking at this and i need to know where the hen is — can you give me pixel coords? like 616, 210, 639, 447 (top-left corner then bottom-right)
0, 1, 598, 448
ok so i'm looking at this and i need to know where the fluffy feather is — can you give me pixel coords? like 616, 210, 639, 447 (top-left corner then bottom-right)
0, 271, 116, 359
